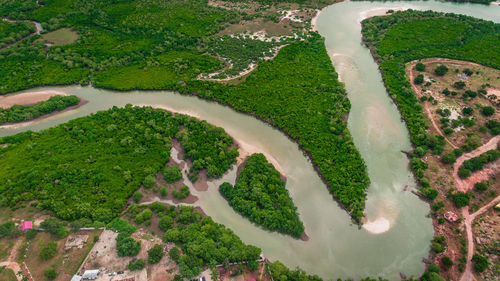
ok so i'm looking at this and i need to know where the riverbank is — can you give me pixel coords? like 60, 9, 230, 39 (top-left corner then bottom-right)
143, 104, 287, 178
0, 98, 88, 129
0, 90, 68, 108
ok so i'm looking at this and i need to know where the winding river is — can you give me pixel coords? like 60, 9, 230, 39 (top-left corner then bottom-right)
1, 1, 499, 280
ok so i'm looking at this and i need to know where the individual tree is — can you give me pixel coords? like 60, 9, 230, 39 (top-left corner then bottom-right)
415, 62, 426, 71
128, 259, 145, 271
414, 74, 424, 85
148, 244, 164, 264
472, 254, 489, 272
163, 166, 183, 183
39, 242, 58, 260
116, 234, 141, 257
169, 247, 180, 262
441, 256, 453, 269
452, 192, 470, 208
44, 266, 57, 280
453, 81, 466, 89
481, 106, 494, 116
158, 215, 174, 231
40, 219, 68, 238
434, 65, 449, 76
133, 191, 143, 203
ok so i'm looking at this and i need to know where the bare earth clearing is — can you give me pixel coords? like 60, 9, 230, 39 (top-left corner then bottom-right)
407, 59, 500, 280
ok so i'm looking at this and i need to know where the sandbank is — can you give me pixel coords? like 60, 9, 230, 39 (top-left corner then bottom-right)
0, 90, 68, 108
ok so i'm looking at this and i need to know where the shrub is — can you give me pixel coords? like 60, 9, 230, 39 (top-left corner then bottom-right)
472, 254, 489, 272
172, 185, 190, 199
128, 258, 145, 271
464, 90, 477, 98
442, 256, 453, 269
416, 62, 426, 71
441, 153, 456, 164
40, 219, 68, 238
135, 209, 153, 224
148, 244, 164, 264
39, 242, 58, 260
169, 247, 180, 262
481, 106, 494, 117
462, 107, 473, 116
414, 74, 424, 85
133, 191, 143, 203
485, 120, 500, 135
452, 192, 470, 208
442, 88, 450, 96
463, 69, 473, 76
474, 181, 488, 191
163, 166, 183, 183
453, 81, 466, 89
44, 266, 57, 280
158, 215, 174, 231
143, 175, 156, 188
434, 65, 449, 76
116, 235, 141, 257
458, 167, 471, 179
422, 188, 438, 200
160, 187, 168, 197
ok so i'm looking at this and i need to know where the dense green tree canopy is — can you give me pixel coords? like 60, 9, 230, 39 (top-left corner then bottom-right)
0, 106, 238, 222
220, 153, 304, 237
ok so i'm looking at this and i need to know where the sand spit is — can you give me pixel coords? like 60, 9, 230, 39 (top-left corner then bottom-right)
141, 104, 286, 178
0, 90, 68, 108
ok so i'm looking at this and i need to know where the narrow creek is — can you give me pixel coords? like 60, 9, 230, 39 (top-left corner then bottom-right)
1, 1, 499, 280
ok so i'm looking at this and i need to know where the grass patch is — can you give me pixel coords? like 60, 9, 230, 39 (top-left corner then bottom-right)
38, 28, 79, 46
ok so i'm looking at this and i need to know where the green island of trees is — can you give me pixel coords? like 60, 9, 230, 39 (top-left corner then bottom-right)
0, 0, 369, 222
0, 105, 238, 222
362, 10, 500, 197
219, 153, 305, 238
0, 95, 80, 125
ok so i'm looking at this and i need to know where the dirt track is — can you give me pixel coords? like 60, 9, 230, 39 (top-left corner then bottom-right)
453, 136, 500, 193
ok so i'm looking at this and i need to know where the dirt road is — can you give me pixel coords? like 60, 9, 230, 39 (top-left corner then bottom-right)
453, 136, 500, 192
460, 195, 500, 281
406, 61, 458, 149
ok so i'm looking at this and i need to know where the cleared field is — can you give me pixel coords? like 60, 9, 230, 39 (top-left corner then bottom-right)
38, 28, 78, 46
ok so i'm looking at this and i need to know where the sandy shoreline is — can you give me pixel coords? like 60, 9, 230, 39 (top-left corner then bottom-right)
0, 99, 88, 129
0, 90, 68, 108
359, 7, 405, 21
143, 104, 287, 178
310, 9, 321, 31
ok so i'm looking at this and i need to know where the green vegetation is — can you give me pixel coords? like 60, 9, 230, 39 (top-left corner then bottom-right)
434, 65, 449, 76
40, 219, 68, 238
0, 20, 35, 48
44, 266, 57, 280
451, 192, 470, 208
156, 205, 261, 279
431, 235, 447, 253
172, 185, 190, 200
472, 254, 489, 272
459, 149, 500, 178
0, 106, 238, 223
0, 0, 369, 221
219, 153, 304, 238
361, 10, 500, 199
0, 95, 80, 125
0, 266, 17, 281
147, 244, 164, 264
128, 258, 145, 271
163, 166, 183, 183
39, 241, 58, 260
38, 28, 78, 46
116, 233, 141, 257
0, 222, 18, 238
206, 35, 281, 78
